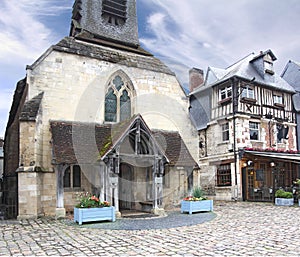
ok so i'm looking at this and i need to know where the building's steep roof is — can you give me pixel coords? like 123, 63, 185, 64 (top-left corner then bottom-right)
50, 118, 196, 167
192, 52, 295, 94
5, 78, 27, 130
20, 92, 44, 121
281, 60, 300, 91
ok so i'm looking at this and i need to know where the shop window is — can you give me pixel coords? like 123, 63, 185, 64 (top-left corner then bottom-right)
217, 164, 232, 186
249, 122, 259, 140
64, 165, 81, 189
222, 123, 229, 141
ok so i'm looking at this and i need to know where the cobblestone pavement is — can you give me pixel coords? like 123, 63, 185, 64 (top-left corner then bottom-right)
0, 201, 300, 256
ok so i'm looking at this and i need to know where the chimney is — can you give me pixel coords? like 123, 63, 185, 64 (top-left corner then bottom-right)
189, 68, 204, 92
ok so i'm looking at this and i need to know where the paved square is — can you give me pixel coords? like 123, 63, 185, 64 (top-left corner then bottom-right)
0, 201, 299, 256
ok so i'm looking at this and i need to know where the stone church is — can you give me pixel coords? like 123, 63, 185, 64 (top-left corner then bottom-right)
3, 0, 198, 219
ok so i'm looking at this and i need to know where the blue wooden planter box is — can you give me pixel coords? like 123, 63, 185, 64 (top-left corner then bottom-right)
74, 207, 116, 225
181, 200, 213, 214
275, 198, 294, 206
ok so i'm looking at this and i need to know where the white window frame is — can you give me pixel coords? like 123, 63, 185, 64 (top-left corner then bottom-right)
219, 86, 232, 101
241, 85, 255, 99
222, 123, 229, 142
249, 121, 260, 141
273, 94, 283, 105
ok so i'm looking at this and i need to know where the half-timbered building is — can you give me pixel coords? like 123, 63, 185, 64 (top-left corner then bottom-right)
190, 50, 300, 201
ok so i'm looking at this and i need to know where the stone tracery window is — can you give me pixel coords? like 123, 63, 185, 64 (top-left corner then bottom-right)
105, 74, 133, 122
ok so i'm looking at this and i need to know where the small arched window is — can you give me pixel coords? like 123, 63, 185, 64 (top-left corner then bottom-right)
105, 74, 133, 122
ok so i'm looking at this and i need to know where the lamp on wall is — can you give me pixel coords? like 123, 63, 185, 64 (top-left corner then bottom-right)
243, 160, 253, 167
247, 160, 253, 166
270, 161, 275, 167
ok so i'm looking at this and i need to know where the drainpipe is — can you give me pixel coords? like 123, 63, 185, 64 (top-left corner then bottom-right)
232, 77, 238, 200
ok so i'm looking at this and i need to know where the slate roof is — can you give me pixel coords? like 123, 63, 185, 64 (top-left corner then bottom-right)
20, 92, 44, 121
50, 118, 196, 167
281, 60, 300, 112
28, 36, 174, 76
192, 51, 296, 94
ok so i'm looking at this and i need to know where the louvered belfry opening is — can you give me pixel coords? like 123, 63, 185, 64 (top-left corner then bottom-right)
102, 0, 127, 25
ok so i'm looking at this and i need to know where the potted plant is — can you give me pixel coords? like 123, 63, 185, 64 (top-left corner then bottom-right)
274, 189, 294, 206
181, 187, 213, 214
74, 192, 116, 225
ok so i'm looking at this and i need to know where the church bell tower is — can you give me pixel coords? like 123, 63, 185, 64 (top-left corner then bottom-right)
70, 0, 139, 47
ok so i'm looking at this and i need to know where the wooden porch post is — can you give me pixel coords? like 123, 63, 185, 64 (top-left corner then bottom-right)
55, 164, 68, 218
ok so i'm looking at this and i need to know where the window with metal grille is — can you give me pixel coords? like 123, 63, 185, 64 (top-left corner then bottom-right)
217, 164, 232, 186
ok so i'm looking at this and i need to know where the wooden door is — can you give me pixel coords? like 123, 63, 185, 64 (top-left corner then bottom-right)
119, 163, 133, 210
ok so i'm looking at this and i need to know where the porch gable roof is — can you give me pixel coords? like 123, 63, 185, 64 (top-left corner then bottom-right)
50, 115, 196, 167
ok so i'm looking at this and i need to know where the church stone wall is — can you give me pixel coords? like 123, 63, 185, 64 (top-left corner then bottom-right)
26, 48, 198, 170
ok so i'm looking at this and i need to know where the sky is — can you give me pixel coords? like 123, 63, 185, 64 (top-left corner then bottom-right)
1, 0, 300, 137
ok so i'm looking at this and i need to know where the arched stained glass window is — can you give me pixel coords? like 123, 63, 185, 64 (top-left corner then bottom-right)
113, 75, 124, 91
105, 88, 117, 122
120, 90, 131, 121
104, 73, 134, 123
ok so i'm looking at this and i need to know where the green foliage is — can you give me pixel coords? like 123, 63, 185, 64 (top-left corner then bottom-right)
192, 187, 206, 199
275, 189, 293, 199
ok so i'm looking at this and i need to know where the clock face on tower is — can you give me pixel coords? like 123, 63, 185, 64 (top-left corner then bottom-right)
199, 133, 206, 157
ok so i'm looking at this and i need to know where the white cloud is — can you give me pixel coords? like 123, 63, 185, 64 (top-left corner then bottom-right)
0, 0, 71, 65
0, 0, 71, 136
140, 0, 300, 86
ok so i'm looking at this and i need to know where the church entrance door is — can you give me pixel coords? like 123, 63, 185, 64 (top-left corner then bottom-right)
119, 163, 133, 210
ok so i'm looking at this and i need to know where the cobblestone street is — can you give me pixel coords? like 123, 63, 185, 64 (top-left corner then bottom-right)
0, 201, 299, 256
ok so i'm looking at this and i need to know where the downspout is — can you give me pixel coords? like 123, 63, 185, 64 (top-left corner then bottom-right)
232, 77, 238, 200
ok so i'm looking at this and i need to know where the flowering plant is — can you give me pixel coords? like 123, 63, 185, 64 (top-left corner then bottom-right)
183, 196, 207, 201
183, 187, 207, 201
245, 147, 300, 154
75, 192, 111, 208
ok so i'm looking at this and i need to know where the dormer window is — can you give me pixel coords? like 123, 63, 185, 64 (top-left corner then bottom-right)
264, 61, 274, 75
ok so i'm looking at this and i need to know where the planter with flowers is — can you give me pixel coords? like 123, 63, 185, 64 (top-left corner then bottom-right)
181, 187, 213, 214
74, 193, 115, 225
